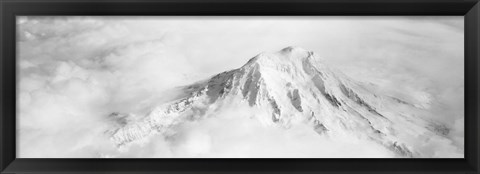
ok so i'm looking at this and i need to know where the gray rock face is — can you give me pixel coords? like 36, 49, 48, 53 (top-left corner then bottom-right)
288, 89, 303, 112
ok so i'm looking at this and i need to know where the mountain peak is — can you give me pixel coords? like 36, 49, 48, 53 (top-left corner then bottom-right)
277, 46, 313, 61
244, 46, 315, 68
280, 46, 308, 54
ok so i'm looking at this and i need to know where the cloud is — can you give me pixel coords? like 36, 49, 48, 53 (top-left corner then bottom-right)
16, 16, 199, 157
99, 104, 396, 158
16, 16, 463, 158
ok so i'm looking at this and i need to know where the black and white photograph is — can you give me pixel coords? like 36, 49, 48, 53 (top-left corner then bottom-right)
16, 16, 464, 158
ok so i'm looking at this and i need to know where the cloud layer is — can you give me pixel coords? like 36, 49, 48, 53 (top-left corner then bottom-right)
16, 16, 463, 158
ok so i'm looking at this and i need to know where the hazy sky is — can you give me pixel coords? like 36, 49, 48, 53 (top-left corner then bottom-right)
16, 16, 464, 157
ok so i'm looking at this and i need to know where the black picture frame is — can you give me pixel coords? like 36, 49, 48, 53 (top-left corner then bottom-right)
1, 0, 479, 173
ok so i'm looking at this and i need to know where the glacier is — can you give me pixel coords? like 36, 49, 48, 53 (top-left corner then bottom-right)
105, 46, 456, 158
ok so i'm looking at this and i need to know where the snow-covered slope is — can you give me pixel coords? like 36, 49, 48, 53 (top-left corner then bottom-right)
106, 46, 451, 157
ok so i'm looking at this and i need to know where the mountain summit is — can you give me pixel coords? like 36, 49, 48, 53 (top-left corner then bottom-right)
106, 46, 451, 157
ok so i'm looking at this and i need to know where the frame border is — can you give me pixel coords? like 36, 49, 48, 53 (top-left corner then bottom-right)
1, 0, 479, 173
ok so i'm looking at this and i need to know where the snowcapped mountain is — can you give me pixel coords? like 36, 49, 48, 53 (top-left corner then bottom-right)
106, 46, 451, 157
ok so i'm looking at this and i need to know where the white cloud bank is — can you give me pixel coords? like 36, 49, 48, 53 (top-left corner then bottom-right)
97, 104, 397, 158
16, 16, 463, 158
